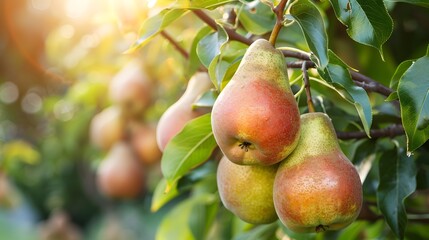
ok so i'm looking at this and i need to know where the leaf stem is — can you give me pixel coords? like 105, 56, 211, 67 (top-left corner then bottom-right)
160, 30, 189, 59
269, 0, 288, 46
302, 61, 315, 113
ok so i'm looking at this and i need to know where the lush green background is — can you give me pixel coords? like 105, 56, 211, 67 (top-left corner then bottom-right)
0, 0, 428, 239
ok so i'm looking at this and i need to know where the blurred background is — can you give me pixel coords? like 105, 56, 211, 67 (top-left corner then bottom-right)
1, 0, 429, 240
0, 0, 200, 239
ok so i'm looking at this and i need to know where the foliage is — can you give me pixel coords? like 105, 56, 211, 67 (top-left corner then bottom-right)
0, 0, 428, 240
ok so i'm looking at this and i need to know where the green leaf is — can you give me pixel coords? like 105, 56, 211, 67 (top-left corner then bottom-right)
318, 51, 373, 136
128, 9, 188, 52
156, 194, 216, 240
1, 140, 40, 165
208, 41, 246, 90
188, 196, 218, 240
197, 25, 228, 68
172, 0, 237, 9
188, 26, 213, 76
151, 178, 179, 212
161, 114, 218, 187
234, 222, 278, 240
398, 47, 429, 152
290, 0, 329, 69
385, 0, 429, 7
390, 60, 414, 90
329, 0, 393, 59
377, 148, 416, 239
193, 89, 219, 108
238, 1, 276, 35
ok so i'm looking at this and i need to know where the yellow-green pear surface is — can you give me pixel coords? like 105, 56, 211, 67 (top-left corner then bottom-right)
273, 113, 362, 233
211, 39, 300, 166
217, 156, 278, 224
156, 72, 212, 151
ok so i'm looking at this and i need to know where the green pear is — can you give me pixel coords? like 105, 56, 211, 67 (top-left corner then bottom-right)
217, 155, 278, 224
156, 72, 212, 151
273, 113, 362, 233
211, 39, 300, 166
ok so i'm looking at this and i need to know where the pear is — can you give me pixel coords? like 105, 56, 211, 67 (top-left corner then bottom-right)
97, 142, 144, 198
90, 106, 124, 150
156, 72, 212, 151
217, 156, 278, 224
109, 59, 153, 115
211, 39, 300, 166
130, 122, 162, 165
273, 113, 362, 233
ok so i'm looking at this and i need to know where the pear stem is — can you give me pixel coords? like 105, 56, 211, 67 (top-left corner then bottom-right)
302, 61, 315, 113
268, 0, 288, 46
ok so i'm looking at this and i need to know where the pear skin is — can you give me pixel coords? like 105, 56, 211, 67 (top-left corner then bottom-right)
97, 142, 144, 198
273, 113, 362, 233
211, 39, 300, 166
217, 156, 278, 224
130, 122, 162, 165
90, 106, 124, 150
109, 59, 153, 115
156, 72, 212, 151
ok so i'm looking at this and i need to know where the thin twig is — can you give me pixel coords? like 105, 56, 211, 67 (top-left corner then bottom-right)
336, 124, 405, 140
350, 71, 393, 96
302, 61, 315, 113
192, 9, 253, 45
160, 31, 189, 59
287, 61, 394, 97
268, 0, 288, 45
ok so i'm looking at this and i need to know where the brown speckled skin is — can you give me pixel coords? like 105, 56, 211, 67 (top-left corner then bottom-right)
217, 156, 278, 224
274, 113, 363, 233
211, 39, 300, 166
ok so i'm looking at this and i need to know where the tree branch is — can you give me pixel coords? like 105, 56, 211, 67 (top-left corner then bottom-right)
336, 124, 404, 140
160, 31, 189, 59
192, 9, 253, 45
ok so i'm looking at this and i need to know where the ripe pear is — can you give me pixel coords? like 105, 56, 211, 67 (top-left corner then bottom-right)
109, 59, 152, 115
90, 106, 124, 150
273, 113, 362, 233
156, 72, 212, 151
217, 156, 278, 224
211, 39, 300, 166
97, 142, 144, 198
130, 122, 162, 165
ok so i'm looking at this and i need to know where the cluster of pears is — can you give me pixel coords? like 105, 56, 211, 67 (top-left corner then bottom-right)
90, 59, 162, 199
212, 39, 363, 233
